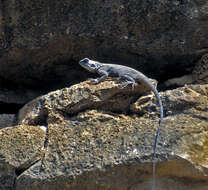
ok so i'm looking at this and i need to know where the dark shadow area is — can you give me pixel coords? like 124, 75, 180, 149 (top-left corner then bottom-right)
15, 160, 40, 177
0, 102, 23, 114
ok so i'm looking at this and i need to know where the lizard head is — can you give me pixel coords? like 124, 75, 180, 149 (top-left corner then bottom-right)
79, 58, 101, 73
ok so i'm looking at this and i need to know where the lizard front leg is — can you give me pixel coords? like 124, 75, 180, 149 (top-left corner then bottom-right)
90, 70, 109, 84
119, 75, 136, 89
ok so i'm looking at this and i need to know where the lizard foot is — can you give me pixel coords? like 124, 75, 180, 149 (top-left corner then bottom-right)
89, 78, 99, 84
119, 81, 135, 89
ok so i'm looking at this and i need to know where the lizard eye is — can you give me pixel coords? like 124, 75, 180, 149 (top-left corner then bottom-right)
82, 58, 89, 63
90, 64, 96, 68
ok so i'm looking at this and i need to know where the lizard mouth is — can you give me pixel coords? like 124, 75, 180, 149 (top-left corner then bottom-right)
79, 63, 93, 72
79, 58, 89, 67
79, 58, 98, 73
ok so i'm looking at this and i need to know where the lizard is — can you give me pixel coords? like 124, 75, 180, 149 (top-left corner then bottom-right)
79, 58, 164, 189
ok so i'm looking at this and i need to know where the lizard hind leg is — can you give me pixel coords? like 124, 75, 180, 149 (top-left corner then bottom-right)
119, 75, 136, 89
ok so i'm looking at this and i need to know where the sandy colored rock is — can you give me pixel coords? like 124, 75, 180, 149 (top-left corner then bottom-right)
18, 79, 156, 125
14, 81, 208, 190
0, 125, 46, 190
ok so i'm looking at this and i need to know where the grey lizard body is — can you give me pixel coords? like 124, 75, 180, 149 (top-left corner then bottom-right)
79, 58, 164, 162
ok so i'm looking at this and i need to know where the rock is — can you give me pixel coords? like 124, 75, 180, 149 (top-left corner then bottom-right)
0, 114, 16, 129
13, 81, 208, 190
0, 1, 207, 189
17, 79, 156, 125
164, 53, 208, 87
0, 0, 208, 89
0, 125, 46, 190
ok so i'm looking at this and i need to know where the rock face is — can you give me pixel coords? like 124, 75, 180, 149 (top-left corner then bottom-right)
0, 0, 208, 112
0, 0, 208, 90
0, 1, 208, 190
1, 80, 207, 190
0, 114, 16, 129
164, 53, 208, 87
0, 125, 46, 190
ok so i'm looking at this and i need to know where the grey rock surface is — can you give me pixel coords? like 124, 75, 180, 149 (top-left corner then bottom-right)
0, 114, 16, 129
0, 0, 208, 89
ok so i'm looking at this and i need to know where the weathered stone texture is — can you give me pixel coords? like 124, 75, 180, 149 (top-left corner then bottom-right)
13, 81, 208, 190
0, 1, 208, 189
0, 0, 208, 89
0, 125, 46, 190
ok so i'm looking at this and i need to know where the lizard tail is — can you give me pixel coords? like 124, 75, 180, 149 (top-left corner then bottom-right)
139, 76, 164, 160
152, 90, 163, 161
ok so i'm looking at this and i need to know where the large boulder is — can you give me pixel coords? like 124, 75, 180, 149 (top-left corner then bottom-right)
2, 80, 205, 190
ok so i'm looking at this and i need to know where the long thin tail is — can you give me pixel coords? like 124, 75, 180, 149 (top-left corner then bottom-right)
137, 75, 163, 190
149, 83, 163, 190
139, 76, 164, 160
152, 91, 163, 161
